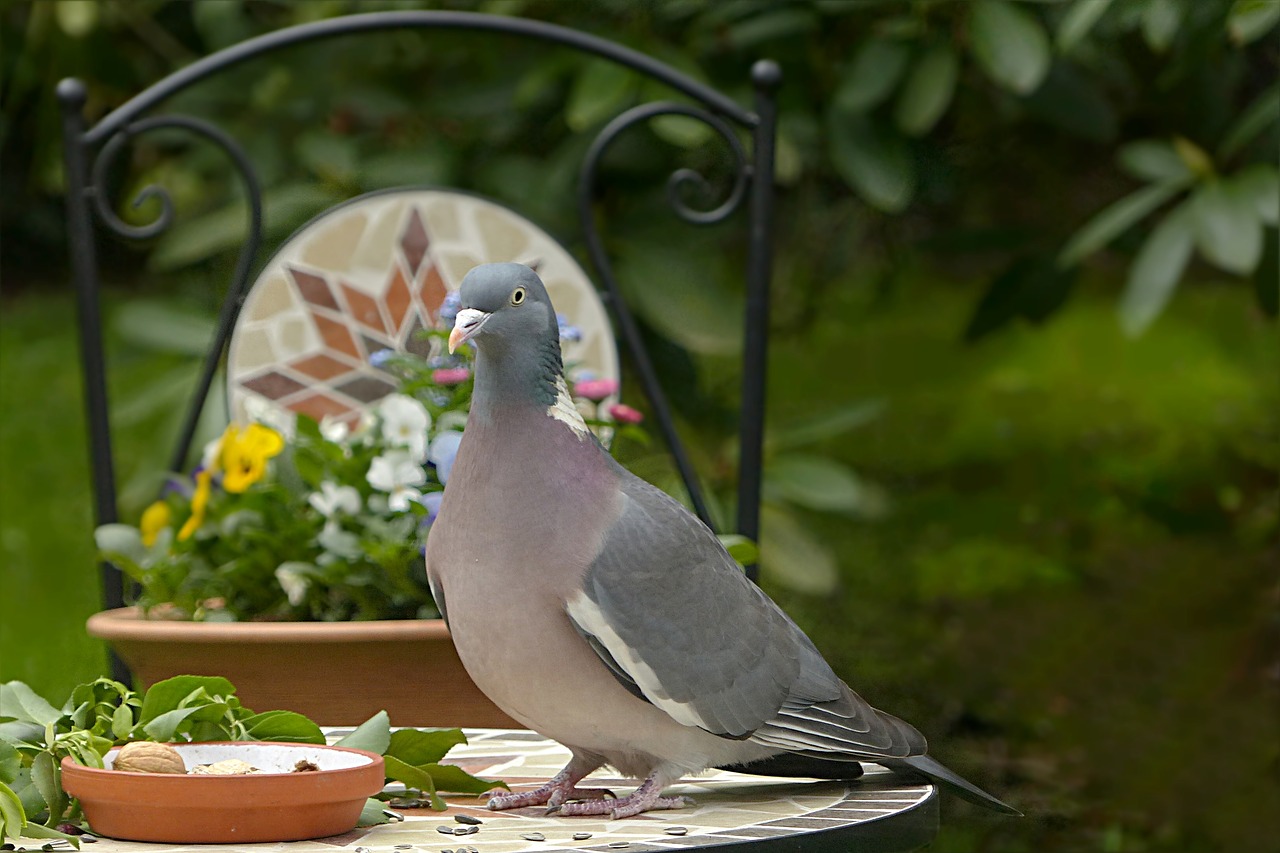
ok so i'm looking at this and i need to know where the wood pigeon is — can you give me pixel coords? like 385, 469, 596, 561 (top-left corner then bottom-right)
425, 263, 1019, 819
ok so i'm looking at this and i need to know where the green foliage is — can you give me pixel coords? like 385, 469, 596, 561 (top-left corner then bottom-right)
0, 676, 502, 843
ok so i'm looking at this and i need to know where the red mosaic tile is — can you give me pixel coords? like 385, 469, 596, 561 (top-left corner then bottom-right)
384, 263, 413, 335
240, 370, 308, 401
400, 206, 430, 278
310, 311, 362, 360
340, 279, 390, 335
289, 352, 356, 381
418, 262, 447, 323
287, 392, 354, 423
288, 266, 340, 311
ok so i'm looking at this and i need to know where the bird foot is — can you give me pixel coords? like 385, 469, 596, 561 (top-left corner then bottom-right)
556, 774, 693, 819
487, 781, 615, 811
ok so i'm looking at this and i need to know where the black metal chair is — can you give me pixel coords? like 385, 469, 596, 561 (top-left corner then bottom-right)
59, 11, 779, 677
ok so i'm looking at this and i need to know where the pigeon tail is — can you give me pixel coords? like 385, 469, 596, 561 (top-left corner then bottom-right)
882, 755, 1022, 816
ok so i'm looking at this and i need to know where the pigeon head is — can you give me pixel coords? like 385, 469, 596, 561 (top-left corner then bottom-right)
448, 263, 559, 356
448, 263, 566, 411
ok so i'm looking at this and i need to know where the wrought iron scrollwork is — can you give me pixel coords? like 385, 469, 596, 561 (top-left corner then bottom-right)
88, 115, 264, 473
578, 102, 755, 530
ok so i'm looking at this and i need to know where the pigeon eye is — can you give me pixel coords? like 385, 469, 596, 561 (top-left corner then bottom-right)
511, 287, 526, 306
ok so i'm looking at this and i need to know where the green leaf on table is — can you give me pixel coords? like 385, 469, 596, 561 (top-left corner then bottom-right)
833, 37, 910, 113
139, 676, 237, 724
759, 505, 838, 595
242, 710, 325, 744
1228, 0, 1280, 44
970, 0, 1051, 95
1058, 180, 1188, 267
829, 113, 915, 213
386, 728, 466, 767
1119, 203, 1195, 337
418, 763, 507, 795
1192, 179, 1263, 275
1141, 0, 1182, 53
335, 710, 392, 755
0, 742, 18, 785
1117, 139, 1191, 183
0, 781, 26, 838
0, 683, 62, 727
1056, 0, 1115, 52
383, 755, 445, 810
358, 796, 393, 827
566, 60, 633, 132
765, 454, 886, 518
894, 43, 958, 137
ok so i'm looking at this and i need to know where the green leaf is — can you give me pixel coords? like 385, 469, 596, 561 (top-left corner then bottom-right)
829, 114, 916, 213
965, 254, 1079, 340
241, 711, 325, 744
1192, 179, 1264, 275
650, 115, 714, 149
718, 534, 760, 568
769, 400, 886, 451
110, 704, 134, 741
1141, 0, 1182, 53
335, 710, 392, 755
833, 37, 911, 113
0, 742, 18, 785
760, 505, 838, 595
566, 60, 633, 132
93, 524, 146, 566
1056, 0, 1115, 51
1234, 164, 1280, 226
417, 762, 506, 795
382, 755, 445, 810
0, 683, 61, 727
1119, 203, 1195, 337
1117, 139, 1191, 183
30, 752, 59, 822
1228, 0, 1280, 44
139, 676, 237, 724
111, 301, 216, 356
1218, 84, 1280, 160
142, 706, 209, 742
386, 728, 465, 767
54, 0, 97, 37
765, 454, 882, 516
614, 243, 743, 355
296, 132, 358, 183
970, 0, 1052, 95
17, 820, 82, 844
357, 796, 393, 827
0, 781, 26, 837
725, 7, 817, 49
894, 43, 959, 137
1058, 180, 1188, 267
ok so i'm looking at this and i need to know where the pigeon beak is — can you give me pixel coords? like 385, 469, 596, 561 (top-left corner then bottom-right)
449, 308, 491, 354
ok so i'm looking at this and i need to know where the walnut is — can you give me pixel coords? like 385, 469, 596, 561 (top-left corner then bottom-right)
113, 741, 186, 774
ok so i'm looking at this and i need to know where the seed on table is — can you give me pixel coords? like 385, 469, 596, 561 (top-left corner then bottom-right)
610, 842, 631, 848
454, 824, 479, 836
664, 827, 689, 836
573, 832, 593, 840
521, 832, 546, 841
455, 814, 483, 825
438, 825, 459, 835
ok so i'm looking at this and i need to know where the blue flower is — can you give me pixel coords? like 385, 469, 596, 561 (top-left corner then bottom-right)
557, 313, 582, 342
369, 349, 394, 367
438, 291, 462, 327
428, 431, 464, 484
419, 491, 445, 527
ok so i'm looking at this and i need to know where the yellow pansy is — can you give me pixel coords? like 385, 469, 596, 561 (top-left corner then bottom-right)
220, 423, 285, 494
139, 501, 172, 547
178, 468, 214, 541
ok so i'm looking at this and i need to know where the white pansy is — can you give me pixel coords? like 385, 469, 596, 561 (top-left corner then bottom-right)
244, 395, 296, 437
274, 563, 311, 606
318, 415, 350, 444
377, 394, 431, 460
436, 410, 469, 432
308, 481, 361, 517
367, 449, 427, 512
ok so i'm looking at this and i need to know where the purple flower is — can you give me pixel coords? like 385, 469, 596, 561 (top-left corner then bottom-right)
419, 491, 445, 527
608, 403, 644, 424
574, 378, 619, 402
431, 367, 471, 385
438, 291, 462, 327
369, 348, 394, 367
558, 313, 582, 343
428, 431, 464, 484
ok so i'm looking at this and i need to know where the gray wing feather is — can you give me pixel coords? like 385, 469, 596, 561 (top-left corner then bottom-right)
571, 471, 928, 760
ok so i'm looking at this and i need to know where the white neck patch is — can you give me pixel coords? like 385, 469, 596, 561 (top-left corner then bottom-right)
548, 375, 589, 439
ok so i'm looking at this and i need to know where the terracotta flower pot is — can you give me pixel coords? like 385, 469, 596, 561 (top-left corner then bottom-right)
86, 607, 517, 728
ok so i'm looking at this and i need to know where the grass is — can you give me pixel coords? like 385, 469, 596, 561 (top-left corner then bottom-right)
2, 273, 1276, 851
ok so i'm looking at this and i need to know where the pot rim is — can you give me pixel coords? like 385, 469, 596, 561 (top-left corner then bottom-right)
87, 606, 450, 644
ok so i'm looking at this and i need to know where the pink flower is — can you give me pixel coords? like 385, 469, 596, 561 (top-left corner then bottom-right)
432, 367, 471, 385
574, 377, 619, 401
608, 403, 644, 424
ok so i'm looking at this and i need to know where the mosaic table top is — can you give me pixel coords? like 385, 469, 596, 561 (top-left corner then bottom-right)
62, 729, 938, 853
